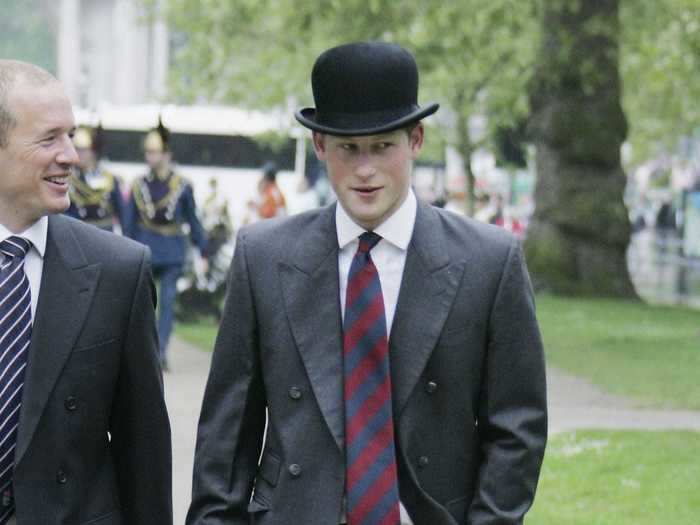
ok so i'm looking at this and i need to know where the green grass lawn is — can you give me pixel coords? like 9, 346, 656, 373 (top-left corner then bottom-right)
537, 295, 700, 410
175, 295, 700, 409
174, 318, 219, 351
528, 430, 700, 525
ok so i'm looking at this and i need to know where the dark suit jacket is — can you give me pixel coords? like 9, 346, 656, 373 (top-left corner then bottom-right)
12, 215, 172, 525
187, 201, 547, 525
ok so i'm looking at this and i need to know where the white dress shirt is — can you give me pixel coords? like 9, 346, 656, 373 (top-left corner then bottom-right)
337, 190, 417, 334
336, 190, 417, 525
0, 217, 48, 322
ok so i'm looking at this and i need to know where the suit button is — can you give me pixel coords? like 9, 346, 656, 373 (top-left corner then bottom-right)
288, 387, 302, 400
418, 456, 429, 468
289, 464, 302, 478
425, 381, 438, 394
65, 396, 78, 411
56, 469, 68, 484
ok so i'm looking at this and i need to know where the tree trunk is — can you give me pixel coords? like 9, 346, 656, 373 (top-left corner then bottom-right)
525, 0, 637, 297
457, 113, 476, 217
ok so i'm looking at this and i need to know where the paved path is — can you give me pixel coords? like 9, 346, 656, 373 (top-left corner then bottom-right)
547, 367, 700, 434
164, 337, 700, 524
164, 338, 213, 525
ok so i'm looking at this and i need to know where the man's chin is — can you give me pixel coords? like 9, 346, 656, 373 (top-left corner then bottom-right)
48, 199, 71, 215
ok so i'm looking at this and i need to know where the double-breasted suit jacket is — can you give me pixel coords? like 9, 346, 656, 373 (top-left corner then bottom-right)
12, 215, 172, 525
188, 201, 547, 524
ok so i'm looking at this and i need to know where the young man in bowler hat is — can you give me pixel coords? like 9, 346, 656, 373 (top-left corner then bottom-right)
187, 42, 547, 525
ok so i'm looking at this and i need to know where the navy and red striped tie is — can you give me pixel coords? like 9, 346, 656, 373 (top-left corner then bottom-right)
0, 236, 32, 524
343, 232, 400, 525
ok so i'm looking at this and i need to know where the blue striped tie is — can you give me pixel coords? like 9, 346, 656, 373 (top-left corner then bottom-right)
343, 232, 400, 525
0, 236, 32, 524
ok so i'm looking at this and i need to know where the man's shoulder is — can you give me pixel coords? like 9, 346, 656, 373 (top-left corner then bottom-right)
51, 215, 147, 263
233, 205, 335, 272
429, 205, 514, 253
240, 205, 331, 246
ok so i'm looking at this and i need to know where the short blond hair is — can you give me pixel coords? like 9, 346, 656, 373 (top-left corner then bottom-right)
0, 60, 57, 148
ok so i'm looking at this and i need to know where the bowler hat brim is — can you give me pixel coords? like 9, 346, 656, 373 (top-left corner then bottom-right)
295, 103, 439, 137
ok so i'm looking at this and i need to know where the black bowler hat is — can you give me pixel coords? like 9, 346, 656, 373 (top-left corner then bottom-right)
295, 42, 439, 136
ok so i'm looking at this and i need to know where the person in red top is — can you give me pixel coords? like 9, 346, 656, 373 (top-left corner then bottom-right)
246, 161, 287, 223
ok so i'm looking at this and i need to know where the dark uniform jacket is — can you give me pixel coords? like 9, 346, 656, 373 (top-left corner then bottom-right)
187, 201, 547, 525
65, 168, 126, 231
124, 171, 207, 266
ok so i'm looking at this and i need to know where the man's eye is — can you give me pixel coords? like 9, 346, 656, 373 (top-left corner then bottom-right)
340, 144, 357, 151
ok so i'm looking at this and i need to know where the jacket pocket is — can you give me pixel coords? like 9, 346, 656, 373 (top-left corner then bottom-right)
248, 451, 281, 513
445, 495, 469, 522
258, 451, 281, 487
73, 338, 120, 354
247, 498, 270, 514
81, 510, 120, 525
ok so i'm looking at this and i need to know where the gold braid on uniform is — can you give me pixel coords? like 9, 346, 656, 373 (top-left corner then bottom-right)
132, 173, 187, 236
69, 170, 116, 227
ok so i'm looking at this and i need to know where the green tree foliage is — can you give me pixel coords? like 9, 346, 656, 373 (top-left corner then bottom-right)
148, 0, 700, 167
620, 0, 700, 160
144, 0, 540, 214
0, 0, 56, 73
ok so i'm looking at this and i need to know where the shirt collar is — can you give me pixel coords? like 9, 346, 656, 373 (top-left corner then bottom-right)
0, 216, 48, 258
336, 189, 417, 251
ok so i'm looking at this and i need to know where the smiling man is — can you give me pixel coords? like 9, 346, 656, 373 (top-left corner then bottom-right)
188, 42, 547, 525
0, 60, 171, 525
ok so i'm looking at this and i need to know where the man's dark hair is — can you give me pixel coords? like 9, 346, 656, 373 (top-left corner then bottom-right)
0, 60, 57, 148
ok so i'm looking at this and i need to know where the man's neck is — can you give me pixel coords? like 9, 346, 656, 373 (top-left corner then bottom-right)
155, 167, 170, 180
0, 210, 41, 235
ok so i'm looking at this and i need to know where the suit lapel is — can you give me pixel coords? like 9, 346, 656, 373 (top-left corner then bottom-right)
389, 202, 465, 418
278, 205, 346, 452
15, 216, 100, 466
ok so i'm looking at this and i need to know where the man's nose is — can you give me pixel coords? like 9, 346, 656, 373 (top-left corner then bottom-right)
57, 135, 79, 166
355, 154, 377, 178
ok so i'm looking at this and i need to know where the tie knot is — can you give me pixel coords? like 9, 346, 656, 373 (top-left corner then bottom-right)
357, 231, 382, 254
0, 236, 31, 260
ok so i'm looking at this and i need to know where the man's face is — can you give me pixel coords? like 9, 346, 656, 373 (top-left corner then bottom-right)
145, 149, 168, 171
0, 80, 77, 232
313, 125, 424, 230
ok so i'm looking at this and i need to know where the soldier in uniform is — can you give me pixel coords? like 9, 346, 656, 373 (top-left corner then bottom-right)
66, 124, 126, 231
123, 119, 207, 370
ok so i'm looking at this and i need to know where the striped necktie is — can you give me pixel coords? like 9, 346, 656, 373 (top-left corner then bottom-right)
0, 236, 32, 524
343, 232, 400, 525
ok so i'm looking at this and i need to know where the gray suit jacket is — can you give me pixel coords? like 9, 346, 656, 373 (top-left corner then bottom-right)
12, 215, 172, 525
187, 201, 546, 525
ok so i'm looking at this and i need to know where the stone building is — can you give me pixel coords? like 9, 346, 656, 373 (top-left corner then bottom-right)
57, 0, 169, 107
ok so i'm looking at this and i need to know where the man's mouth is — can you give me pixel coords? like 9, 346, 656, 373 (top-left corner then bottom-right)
45, 174, 70, 187
354, 186, 381, 195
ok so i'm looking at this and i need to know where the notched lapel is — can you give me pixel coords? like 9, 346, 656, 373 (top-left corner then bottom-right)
15, 217, 100, 467
278, 206, 345, 452
389, 203, 466, 417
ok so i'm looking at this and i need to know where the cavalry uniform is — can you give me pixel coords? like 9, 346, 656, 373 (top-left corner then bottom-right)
66, 125, 125, 231
66, 168, 125, 231
123, 121, 207, 367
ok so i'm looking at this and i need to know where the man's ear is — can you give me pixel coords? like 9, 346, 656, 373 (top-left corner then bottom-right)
312, 132, 327, 161
409, 123, 425, 159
